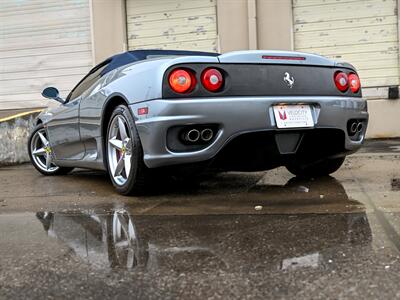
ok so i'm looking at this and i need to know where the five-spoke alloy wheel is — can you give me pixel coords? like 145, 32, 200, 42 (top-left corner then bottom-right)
107, 115, 133, 186
106, 105, 147, 195
28, 124, 73, 175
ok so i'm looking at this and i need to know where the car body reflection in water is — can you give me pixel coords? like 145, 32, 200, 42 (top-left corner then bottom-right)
37, 209, 142, 269
36, 177, 372, 272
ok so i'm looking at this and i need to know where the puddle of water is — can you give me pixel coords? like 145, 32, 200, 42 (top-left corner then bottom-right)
29, 209, 372, 272
0, 176, 377, 273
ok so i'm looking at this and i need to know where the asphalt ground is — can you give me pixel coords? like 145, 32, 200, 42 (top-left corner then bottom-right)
1, 139, 400, 299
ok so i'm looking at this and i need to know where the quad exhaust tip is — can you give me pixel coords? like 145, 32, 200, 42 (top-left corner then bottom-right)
185, 129, 200, 142
349, 121, 363, 135
350, 122, 358, 134
183, 128, 215, 143
356, 122, 363, 133
201, 128, 214, 142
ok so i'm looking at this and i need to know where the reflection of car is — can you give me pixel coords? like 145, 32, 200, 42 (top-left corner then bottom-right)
28, 49, 368, 194
36, 209, 144, 269
36, 178, 372, 271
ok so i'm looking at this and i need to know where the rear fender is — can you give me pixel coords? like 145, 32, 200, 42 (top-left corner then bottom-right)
105, 56, 220, 104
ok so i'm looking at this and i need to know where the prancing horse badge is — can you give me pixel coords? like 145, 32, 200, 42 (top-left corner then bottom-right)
283, 72, 294, 88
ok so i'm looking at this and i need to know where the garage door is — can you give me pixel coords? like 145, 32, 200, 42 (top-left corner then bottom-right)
126, 0, 218, 52
0, 0, 93, 110
293, 0, 399, 88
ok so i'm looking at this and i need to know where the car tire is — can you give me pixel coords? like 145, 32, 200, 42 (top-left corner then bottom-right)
286, 156, 346, 178
105, 105, 148, 195
28, 124, 73, 176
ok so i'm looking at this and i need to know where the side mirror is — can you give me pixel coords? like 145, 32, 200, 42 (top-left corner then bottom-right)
42, 87, 65, 104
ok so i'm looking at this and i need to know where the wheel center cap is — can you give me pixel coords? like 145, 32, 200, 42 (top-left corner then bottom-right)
44, 146, 52, 154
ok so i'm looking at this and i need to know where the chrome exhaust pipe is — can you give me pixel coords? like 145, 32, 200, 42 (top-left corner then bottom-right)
201, 128, 214, 142
350, 122, 358, 134
356, 122, 363, 133
185, 129, 200, 142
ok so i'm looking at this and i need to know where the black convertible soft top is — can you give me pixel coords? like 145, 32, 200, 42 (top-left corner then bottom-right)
101, 50, 219, 76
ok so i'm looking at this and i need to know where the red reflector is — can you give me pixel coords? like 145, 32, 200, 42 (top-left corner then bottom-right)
262, 55, 306, 61
138, 107, 148, 115
201, 68, 223, 92
348, 73, 361, 93
334, 72, 349, 92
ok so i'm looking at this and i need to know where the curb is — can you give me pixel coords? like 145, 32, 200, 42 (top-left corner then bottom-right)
0, 109, 43, 166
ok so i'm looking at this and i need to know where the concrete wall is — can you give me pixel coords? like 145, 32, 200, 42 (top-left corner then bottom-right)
0, 113, 40, 165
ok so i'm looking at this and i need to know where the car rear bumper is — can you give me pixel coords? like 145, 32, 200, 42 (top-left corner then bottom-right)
130, 96, 368, 169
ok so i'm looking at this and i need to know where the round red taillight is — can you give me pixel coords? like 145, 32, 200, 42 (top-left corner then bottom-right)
201, 68, 223, 92
348, 73, 361, 93
169, 69, 195, 93
334, 72, 349, 92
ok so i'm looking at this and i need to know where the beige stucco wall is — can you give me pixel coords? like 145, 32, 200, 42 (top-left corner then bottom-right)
90, 0, 127, 64
365, 100, 400, 138
216, 0, 249, 52
257, 0, 293, 50
216, 0, 293, 52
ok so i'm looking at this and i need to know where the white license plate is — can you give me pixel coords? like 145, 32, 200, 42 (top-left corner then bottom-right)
273, 105, 314, 129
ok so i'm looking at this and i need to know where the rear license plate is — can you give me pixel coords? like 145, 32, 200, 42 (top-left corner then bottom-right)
273, 105, 314, 129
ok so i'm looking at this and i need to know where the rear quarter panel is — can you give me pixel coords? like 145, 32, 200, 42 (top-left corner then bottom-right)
78, 56, 220, 140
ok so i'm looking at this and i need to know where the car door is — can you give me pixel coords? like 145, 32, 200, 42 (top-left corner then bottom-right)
46, 61, 110, 160
46, 96, 84, 160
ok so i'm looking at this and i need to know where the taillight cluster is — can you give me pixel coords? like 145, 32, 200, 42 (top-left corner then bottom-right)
168, 69, 196, 93
168, 68, 224, 94
334, 71, 360, 93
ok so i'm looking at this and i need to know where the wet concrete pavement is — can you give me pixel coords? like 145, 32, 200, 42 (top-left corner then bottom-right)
1, 140, 400, 299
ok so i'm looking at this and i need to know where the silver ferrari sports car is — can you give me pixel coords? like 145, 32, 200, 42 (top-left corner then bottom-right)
28, 50, 368, 195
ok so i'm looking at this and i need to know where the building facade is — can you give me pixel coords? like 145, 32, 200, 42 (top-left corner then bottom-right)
0, 0, 399, 137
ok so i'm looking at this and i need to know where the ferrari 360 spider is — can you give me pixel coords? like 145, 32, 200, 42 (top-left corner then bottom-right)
28, 50, 368, 194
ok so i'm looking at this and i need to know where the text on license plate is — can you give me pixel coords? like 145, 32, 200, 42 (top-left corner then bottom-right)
273, 105, 314, 129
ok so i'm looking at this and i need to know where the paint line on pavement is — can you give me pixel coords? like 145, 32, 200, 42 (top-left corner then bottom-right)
0, 109, 43, 123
